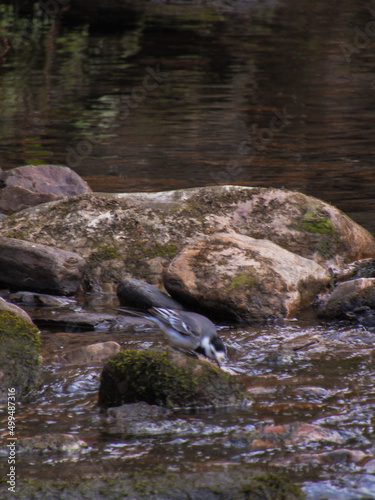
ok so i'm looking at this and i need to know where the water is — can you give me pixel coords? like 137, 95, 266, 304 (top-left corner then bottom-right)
1, 0, 375, 496
0, 0, 375, 232
1, 293, 375, 498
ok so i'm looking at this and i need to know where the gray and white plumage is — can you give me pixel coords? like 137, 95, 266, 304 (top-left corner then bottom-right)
119, 306, 227, 366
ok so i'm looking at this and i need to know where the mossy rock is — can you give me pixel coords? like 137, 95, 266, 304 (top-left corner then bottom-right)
99, 349, 248, 409
0, 299, 41, 403
0, 469, 305, 499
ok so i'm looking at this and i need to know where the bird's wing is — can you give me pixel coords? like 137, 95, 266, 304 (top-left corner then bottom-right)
152, 308, 201, 340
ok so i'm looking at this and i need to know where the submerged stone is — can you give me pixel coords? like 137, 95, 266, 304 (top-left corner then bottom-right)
98, 349, 248, 409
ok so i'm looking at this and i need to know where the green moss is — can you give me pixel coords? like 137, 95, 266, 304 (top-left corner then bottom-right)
229, 270, 257, 291
296, 209, 335, 234
0, 311, 41, 349
88, 242, 121, 262
6, 230, 27, 240
0, 311, 41, 399
240, 473, 305, 499
99, 350, 199, 407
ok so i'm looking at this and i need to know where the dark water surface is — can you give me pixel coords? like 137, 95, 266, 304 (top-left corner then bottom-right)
0, 0, 375, 232
1, 1, 375, 498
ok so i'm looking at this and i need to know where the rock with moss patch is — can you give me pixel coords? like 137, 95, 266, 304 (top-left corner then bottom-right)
0, 186, 373, 297
99, 349, 248, 409
0, 297, 41, 403
0, 469, 305, 500
164, 232, 330, 322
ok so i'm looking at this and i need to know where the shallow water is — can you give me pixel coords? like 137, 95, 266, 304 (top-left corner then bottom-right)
1, 294, 375, 498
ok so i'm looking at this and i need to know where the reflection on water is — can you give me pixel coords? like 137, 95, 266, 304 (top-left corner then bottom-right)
0, 0, 374, 233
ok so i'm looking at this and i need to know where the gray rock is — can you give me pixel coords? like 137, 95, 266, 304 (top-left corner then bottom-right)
164, 232, 330, 322
0, 237, 86, 295
0, 164, 91, 214
117, 278, 184, 310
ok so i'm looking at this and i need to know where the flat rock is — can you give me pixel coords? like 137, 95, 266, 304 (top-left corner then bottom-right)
99, 348, 248, 409
164, 232, 330, 322
8, 291, 75, 307
0, 164, 91, 214
32, 311, 153, 332
0, 237, 86, 295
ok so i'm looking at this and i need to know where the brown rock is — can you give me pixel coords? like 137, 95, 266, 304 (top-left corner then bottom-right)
164, 232, 329, 322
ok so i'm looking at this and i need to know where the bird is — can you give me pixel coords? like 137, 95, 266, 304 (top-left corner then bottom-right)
117, 306, 227, 367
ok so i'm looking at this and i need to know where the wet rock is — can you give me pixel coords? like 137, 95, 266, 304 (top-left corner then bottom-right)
32, 311, 153, 332
0, 186, 373, 298
318, 278, 375, 327
164, 232, 329, 322
8, 291, 75, 307
0, 297, 41, 403
0, 164, 91, 214
0, 433, 88, 455
226, 422, 345, 452
98, 349, 248, 409
277, 448, 368, 468
0, 237, 86, 295
106, 401, 229, 437
61, 341, 121, 364
106, 401, 172, 434
117, 278, 184, 311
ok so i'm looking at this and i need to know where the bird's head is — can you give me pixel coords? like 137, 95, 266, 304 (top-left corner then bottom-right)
201, 335, 227, 367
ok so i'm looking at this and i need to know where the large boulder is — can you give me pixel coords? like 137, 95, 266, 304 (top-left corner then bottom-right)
0, 164, 91, 214
0, 298, 41, 403
0, 237, 86, 295
164, 232, 330, 322
0, 186, 374, 315
98, 349, 248, 409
